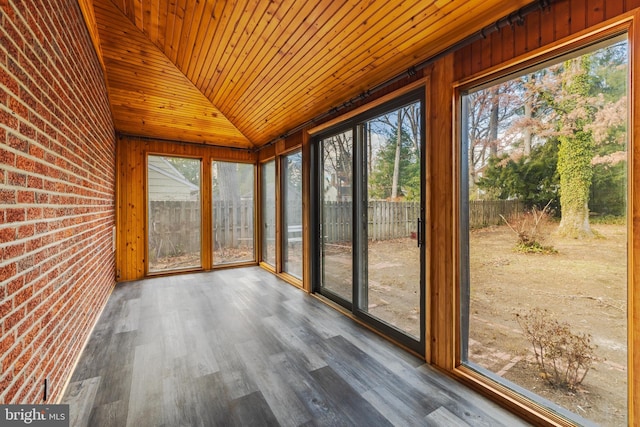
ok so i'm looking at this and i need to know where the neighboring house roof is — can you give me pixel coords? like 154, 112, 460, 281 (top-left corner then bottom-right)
148, 156, 199, 201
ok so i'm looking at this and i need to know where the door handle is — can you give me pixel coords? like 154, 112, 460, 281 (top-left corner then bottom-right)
417, 218, 422, 248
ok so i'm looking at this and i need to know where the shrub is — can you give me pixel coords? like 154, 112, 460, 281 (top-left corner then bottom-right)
516, 308, 597, 391
501, 201, 557, 254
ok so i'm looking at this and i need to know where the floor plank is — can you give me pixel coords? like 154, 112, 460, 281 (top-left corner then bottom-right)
62, 267, 530, 427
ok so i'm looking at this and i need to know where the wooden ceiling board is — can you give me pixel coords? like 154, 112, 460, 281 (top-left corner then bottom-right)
241, 0, 534, 143
211, 0, 351, 117
88, 0, 540, 147
94, 0, 252, 147
226, 0, 426, 140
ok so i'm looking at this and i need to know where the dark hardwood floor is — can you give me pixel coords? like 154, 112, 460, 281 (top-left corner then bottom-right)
62, 267, 530, 427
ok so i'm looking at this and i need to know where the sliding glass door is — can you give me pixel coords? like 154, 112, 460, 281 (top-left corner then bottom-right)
320, 130, 354, 304
315, 90, 425, 352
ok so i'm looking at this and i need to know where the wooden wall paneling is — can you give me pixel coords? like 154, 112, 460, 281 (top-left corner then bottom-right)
539, 7, 556, 47
587, 0, 605, 28
454, 45, 472, 82
630, 0, 640, 12
569, 0, 587, 35
116, 136, 255, 281
490, 29, 503, 67
500, 23, 516, 74
605, 0, 625, 21
201, 152, 213, 271
526, 7, 542, 53
480, 35, 493, 72
429, 54, 455, 370
514, 20, 528, 59
554, 0, 572, 40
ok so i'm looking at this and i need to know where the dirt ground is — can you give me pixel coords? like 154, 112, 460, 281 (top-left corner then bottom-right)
469, 223, 627, 427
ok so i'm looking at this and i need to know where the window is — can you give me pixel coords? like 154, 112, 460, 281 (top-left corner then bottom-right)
261, 160, 276, 267
282, 151, 303, 278
460, 37, 628, 426
212, 161, 254, 265
314, 88, 425, 353
147, 155, 201, 273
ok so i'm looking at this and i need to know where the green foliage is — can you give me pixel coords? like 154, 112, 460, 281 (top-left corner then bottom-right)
515, 241, 557, 254
477, 140, 559, 212
369, 128, 420, 200
589, 214, 626, 225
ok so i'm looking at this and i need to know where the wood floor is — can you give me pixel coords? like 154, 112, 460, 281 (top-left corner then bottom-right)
62, 267, 530, 427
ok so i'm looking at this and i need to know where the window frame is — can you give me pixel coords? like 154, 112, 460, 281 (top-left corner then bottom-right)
453, 17, 636, 426
145, 152, 204, 276
310, 84, 428, 355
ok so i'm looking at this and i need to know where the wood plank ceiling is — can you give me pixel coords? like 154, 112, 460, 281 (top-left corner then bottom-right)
81, 0, 535, 149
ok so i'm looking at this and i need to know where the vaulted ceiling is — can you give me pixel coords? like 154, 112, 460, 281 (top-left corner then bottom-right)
79, 0, 534, 150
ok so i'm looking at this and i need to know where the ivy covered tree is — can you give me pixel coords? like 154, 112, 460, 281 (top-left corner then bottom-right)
555, 55, 598, 238
470, 40, 628, 236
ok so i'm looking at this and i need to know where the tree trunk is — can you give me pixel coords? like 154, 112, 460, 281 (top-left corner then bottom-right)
391, 109, 402, 199
556, 57, 594, 238
488, 87, 499, 157
523, 97, 533, 156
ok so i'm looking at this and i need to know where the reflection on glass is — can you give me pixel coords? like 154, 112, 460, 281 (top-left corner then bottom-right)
262, 160, 276, 266
212, 161, 254, 265
320, 130, 353, 302
147, 155, 201, 272
462, 39, 628, 426
362, 102, 422, 338
283, 151, 303, 278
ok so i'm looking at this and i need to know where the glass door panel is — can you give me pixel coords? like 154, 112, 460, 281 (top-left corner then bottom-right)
147, 155, 201, 273
360, 102, 422, 339
283, 151, 303, 278
320, 131, 353, 303
212, 161, 254, 265
261, 160, 276, 267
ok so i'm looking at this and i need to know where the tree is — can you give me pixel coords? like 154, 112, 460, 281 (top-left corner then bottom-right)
369, 127, 419, 200
555, 55, 597, 238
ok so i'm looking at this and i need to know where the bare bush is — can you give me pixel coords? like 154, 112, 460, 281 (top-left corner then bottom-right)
516, 308, 596, 391
500, 201, 557, 253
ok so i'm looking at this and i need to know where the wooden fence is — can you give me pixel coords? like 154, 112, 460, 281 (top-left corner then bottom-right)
149, 201, 201, 259
149, 199, 520, 257
468, 199, 522, 228
322, 201, 421, 243
213, 199, 254, 248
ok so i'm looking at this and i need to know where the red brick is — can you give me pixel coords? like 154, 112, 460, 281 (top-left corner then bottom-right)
0, 299, 12, 318
3, 242, 24, 260
7, 133, 27, 151
5, 308, 24, 330
0, 263, 17, 282
0, 189, 15, 203
0, 147, 16, 166
5, 208, 25, 222
14, 285, 33, 306
0, 227, 16, 244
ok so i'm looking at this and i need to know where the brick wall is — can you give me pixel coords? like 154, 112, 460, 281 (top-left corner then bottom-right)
0, 0, 116, 403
